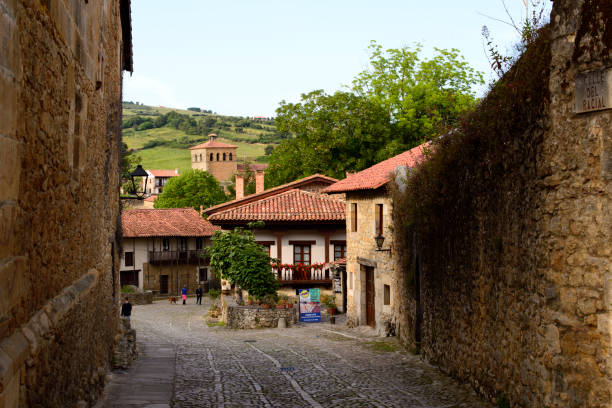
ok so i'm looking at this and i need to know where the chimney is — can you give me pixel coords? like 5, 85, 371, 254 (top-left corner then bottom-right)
235, 174, 244, 200
199, 205, 204, 216
255, 171, 265, 194
209, 133, 217, 141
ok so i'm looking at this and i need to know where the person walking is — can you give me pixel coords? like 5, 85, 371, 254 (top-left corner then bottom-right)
195, 286, 203, 305
120, 297, 132, 320
181, 285, 188, 305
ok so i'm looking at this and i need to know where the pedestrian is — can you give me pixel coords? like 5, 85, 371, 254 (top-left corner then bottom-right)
121, 297, 132, 320
196, 286, 203, 305
181, 285, 187, 305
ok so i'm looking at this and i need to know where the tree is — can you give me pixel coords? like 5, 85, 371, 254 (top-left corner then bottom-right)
264, 144, 275, 156
226, 162, 256, 199
352, 41, 484, 147
266, 43, 483, 187
267, 90, 397, 186
120, 142, 141, 180
206, 224, 279, 300
154, 169, 227, 210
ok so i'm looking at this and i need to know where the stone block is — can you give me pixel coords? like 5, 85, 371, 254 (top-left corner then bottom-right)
0, 202, 17, 259
0, 136, 21, 201
0, 331, 29, 373
0, 369, 19, 408
0, 74, 17, 137
0, 258, 26, 320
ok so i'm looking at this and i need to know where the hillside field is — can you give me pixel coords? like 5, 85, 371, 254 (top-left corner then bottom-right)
122, 103, 283, 173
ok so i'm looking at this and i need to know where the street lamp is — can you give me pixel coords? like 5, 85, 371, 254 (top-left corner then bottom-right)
374, 234, 391, 252
128, 165, 149, 200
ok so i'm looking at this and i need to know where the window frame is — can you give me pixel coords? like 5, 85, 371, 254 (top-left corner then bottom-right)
124, 251, 134, 267
293, 244, 311, 264
162, 238, 170, 251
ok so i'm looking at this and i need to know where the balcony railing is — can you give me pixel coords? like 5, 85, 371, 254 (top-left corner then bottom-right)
148, 249, 207, 264
272, 263, 333, 285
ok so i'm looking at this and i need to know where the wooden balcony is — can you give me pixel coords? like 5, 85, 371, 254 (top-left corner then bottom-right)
273, 265, 333, 286
148, 250, 207, 264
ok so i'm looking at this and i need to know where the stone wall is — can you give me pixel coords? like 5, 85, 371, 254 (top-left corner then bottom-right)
222, 296, 297, 329
0, 0, 128, 406
392, 1, 611, 407
145, 263, 210, 296
122, 291, 153, 305
345, 191, 397, 335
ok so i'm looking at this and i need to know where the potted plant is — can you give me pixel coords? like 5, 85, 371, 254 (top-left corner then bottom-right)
276, 299, 286, 309
324, 295, 337, 315
247, 295, 254, 306
261, 303, 270, 309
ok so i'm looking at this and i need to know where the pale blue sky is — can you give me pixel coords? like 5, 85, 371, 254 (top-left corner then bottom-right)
123, 0, 550, 117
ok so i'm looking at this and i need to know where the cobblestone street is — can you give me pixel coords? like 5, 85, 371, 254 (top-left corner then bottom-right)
98, 300, 491, 408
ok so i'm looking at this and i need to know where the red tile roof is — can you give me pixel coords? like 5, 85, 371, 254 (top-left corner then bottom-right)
204, 173, 339, 216
208, 189, 345, 224
122, 208, 220, 237
148, 169, 178, 177
189, 139, 237, 150
323, 142, 430, 193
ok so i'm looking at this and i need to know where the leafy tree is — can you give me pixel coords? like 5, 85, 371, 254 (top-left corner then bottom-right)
267, 90, 396, 186
352, 42, 483, 143
206, 224, 279, 300
266, 43, 483, 187
264, 144, 275, 156
187, 107, 201, 112
154, 169, 227, 210
120, 142, 141, 180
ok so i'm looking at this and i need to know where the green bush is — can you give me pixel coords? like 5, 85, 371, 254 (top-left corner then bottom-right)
208, 289, 220, 299
121, 285, 136, 293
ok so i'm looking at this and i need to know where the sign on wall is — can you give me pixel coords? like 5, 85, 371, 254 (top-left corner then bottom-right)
575, 68, 611, 114
299, 288, 321, 322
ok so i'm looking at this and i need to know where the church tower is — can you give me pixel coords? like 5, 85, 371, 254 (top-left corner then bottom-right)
189, 134, 238, 182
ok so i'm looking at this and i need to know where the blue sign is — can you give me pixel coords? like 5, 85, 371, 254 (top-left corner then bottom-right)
298, 288, 321, 323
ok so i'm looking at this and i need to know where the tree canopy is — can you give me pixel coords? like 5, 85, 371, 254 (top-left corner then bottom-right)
206, 225, 279, 299
154, 169, 227, 211
266, 42, 483, 187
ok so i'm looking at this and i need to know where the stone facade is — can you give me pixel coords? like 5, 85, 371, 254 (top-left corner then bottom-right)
191, 145, 238, 182
0, 0, 130, 406
123, 291, 153, 305
345, 191, 397, 335
221, 296, 297, 329
393, 1, 612, 407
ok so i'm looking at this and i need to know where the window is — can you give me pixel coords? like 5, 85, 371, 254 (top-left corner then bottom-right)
216, 153, 220, 161
199, 154, 202, 161
124, 251, 134, 267
193, 154, 197, 162
257, 241, 274, 256
195, 237, 203, 250
162, 238, 170, 251
351, 203, 358, 232
199, 267, 208, 282
333, 243, 346, 260
229, 152, 233, 161
384, 284, 390, 305
210, 153, 213, 161
179, 238, 187, 251
223, 153, 226, 161
375, 204, 384, 236
293, 244, 311, 264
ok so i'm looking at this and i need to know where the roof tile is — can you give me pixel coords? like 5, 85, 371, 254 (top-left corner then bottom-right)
208, 189, 345, 223
323, 142, 430, 193
122, 208, 220, 237
189, 139, 237, 149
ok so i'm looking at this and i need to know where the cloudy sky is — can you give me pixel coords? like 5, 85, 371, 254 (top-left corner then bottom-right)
123, 0, 550, 117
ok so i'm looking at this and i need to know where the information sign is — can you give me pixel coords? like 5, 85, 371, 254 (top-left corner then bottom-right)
298, 288, 321, 322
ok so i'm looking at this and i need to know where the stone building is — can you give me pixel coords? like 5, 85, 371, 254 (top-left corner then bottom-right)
390, 1, 612, 406
323, 144, 428, 334
0, 0, 131, 406
121, 208, 219, 295
190, 134, 238, 182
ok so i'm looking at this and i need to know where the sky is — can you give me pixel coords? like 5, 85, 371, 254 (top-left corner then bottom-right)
123, 0, 551, 117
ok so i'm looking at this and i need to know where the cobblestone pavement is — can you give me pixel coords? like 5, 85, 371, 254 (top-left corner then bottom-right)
99, 299, 491, 408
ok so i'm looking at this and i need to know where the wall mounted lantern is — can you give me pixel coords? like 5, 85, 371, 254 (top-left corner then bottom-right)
122, 164, 149, 200
374, 234, 391, 252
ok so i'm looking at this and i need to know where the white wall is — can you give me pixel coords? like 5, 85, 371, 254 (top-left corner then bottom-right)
253, 228, 345, 264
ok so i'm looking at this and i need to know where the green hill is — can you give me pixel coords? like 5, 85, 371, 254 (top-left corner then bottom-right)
122, 102, 288, 174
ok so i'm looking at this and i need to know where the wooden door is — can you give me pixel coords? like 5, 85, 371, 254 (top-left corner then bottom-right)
365, 267, 375, 328
159, 275, 169, 294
